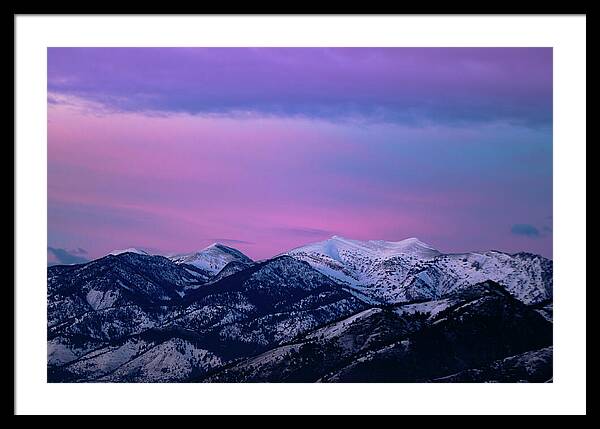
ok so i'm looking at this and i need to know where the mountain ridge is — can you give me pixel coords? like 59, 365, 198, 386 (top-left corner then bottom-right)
47, 236, 553, 383
286, 236, 552, 305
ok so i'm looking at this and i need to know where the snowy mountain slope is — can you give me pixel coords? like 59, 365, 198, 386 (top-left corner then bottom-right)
98, 337, 222, 382
431, 346, 553, 383
169, 243, 253, 275
286, 236, 441, 288
206, 281, 552, 383
48, 253, 204, 318
210, 260, 254, 283
204, 306, 413, 383
287, 236, 552, 305
55, 332, 223, 383
48, 253, 365, 382
171, 256, 366, 359
319, 282, 552, 383
46, 252, 212, 368
406, 251, 553, 305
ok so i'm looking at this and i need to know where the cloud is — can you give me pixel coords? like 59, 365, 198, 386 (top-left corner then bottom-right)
273, 227, 335, 238
510, 224, 540, 237
47, 48, 552, 127
47, 95, 61, 105
210, 238, 255, 245
47, 247, 90, 266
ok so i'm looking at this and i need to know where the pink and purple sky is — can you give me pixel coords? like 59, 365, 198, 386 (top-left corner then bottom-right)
47, 48, 552, 262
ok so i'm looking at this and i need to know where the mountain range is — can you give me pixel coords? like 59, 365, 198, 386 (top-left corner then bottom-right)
47, 236, 553, 382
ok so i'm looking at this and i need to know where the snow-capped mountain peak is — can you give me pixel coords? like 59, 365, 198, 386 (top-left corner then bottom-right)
108, 247, 150, 256
290, 235, 440, 260
169, 243, 252, 274
286, 236, 551, 305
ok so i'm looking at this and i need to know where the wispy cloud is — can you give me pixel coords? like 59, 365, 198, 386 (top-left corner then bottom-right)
273, 227, 335, 238
210, 238, 255, 245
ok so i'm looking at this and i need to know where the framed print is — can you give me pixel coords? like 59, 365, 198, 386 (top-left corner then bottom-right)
14, 14, 586, 415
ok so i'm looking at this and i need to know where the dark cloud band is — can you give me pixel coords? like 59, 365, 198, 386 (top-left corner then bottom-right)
48, 48, 552, 127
